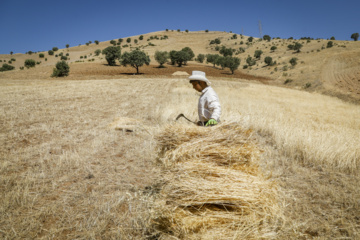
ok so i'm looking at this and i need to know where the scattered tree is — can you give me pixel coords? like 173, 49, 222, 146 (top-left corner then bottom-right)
351, 33, 359, 41
95, 40, 99, 45
110, 40, 116, 45
293, 42, 303, 52
139, 35, 144, 40
263, 35, 271, 41
52, 47, 58, 52
181, 47, 195, 64
206, 54, 221, 67
197, 54, 205, 63
102, 46, 121, 66
224, 56, 240, 74
154, 51, 169, 67
121, 50, 150, 74
264, 56, 274, 66
169, 50, 177, 65
51, 61, 70, 77
210, 38, 221, 45
94, 49, 101, 56
172, 50, 189, 67
66, 44, 70, 48
247, 36, 254, 43
126, 38, 131, 43
219, 46, 233, 57
39, 53, 45, 58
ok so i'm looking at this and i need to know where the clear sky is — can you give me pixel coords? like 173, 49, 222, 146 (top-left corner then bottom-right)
1, 0, 359, 54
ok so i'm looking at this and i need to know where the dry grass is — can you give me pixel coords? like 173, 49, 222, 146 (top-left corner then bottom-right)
1, 76, 360, 239
0, 79, 164, 239
151, 123, 284, 239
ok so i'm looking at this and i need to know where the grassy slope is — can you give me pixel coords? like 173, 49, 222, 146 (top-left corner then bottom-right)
1, 30, 359, 102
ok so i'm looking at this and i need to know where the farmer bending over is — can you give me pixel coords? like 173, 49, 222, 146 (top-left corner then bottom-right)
189, 71, 221, 126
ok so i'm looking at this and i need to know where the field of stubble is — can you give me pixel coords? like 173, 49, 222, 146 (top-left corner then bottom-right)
1, 76, 360, 239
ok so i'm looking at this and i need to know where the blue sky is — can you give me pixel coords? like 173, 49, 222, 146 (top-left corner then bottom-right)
1, 0, 359, 54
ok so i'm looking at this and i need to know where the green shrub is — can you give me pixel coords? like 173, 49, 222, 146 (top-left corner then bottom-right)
48, 50, 54, 55
52, 61, 70, 77
95, 49, 101, 56
210, 38, 221, 45
52, 47, 58, 51
270, 46, 277, 52
246, 56, 256, 66
327, 41, 333, 48
304, 82, 311, 89
0, 63, 15, 72
254, 50, 263, 59
24, 59, 36, 68
39, 53, 45, 58
289, 57, 298, 66
95, 40, 99, 45
61, 56, 68, 60
293, 42, 303, 52
66, 44, 69, 48
139, 35, 144, 40
126, 38, 131, 43
284, 79, 293, 84
264, 56, 273, 66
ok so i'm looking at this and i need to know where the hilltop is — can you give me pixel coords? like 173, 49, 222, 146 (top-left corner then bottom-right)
1, 30, 360, 103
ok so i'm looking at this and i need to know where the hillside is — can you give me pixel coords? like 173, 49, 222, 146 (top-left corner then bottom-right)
1, 30, 360, 239
1, 30, 360, 102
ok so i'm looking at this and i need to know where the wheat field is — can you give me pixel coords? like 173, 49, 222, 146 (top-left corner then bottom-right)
1, 77, 360, 239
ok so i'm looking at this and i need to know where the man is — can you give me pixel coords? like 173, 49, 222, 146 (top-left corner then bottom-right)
189, 71, 221, 126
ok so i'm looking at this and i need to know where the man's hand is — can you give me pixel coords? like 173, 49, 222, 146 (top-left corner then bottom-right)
206, 119, 218, 126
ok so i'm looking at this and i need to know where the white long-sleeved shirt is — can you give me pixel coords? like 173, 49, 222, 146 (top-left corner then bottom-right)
198, 86, 221, 123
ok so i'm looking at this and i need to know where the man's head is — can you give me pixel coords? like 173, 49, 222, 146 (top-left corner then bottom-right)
188, 71, 210, 92
190, 80, 207, 92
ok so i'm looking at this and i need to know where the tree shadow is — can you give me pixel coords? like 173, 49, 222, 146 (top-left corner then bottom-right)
120, 73, 144, 75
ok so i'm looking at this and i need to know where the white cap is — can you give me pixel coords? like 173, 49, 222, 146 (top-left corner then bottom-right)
189, 71, 211, 85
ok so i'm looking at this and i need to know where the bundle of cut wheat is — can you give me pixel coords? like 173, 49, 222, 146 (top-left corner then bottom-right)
150, 123, 284, 239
